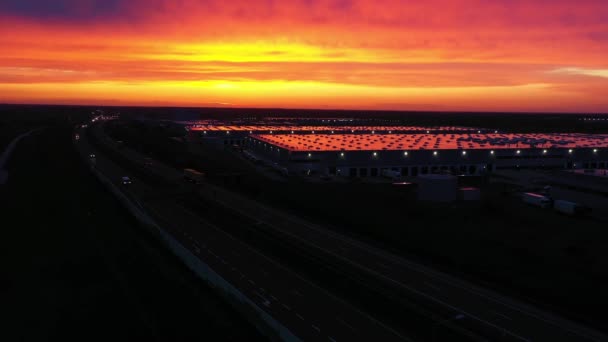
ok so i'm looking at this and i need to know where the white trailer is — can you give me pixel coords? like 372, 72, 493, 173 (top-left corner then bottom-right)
522, 192, 551, 208
553, 200, 588, 216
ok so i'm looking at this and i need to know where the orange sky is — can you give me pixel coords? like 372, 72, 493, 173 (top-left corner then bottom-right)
1, 0, 607, 112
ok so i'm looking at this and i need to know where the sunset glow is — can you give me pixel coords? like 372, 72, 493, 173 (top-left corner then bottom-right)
1, 0, 607, 112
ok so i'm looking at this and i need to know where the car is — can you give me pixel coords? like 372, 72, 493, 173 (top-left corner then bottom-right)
89, 153, 96, 159
121, 176, 132, 185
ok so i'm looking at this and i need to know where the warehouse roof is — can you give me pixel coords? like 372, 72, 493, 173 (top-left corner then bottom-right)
188, 125, 481, 133
251, 133, 608, 152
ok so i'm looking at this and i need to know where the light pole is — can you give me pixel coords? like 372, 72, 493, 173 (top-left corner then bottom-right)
432, 313, 465, 342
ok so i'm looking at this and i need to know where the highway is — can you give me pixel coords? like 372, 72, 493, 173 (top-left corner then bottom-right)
77, 123, 409, 341
83, 121, 608, 341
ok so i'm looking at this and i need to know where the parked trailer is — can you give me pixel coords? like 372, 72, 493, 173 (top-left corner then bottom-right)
553, 200, 589, 216
522, 192, 551, 208
184, 168, 205, 184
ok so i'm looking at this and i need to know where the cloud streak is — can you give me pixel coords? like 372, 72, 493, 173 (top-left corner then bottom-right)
0, 0, 607, 111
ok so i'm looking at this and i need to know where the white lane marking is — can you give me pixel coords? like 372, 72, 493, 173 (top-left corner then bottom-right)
249, 279, 255, 285
296, 313, 305, 321
337, 317, 356, 331
282, 304, 291, 311
312, 325, 321, 333
291, 289, 302, 297
328, 337, 337, 342
270, 295, 277, 301
424, 281, 441, 291
491, 310, 513, 321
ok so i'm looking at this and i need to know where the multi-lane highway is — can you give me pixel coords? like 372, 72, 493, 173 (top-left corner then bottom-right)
77, 123, 409, 341
81, 121, 608, 342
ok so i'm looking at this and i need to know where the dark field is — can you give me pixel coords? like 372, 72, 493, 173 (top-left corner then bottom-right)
0, 115, 262, 340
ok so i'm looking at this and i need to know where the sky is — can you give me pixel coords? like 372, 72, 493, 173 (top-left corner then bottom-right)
0, 0, 607, 112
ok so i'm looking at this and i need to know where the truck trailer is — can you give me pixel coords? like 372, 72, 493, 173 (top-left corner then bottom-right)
553, 200, 589, 216
522, 192, 551, 208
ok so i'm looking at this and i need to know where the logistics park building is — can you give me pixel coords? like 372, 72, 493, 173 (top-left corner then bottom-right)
187, 126, 608, 177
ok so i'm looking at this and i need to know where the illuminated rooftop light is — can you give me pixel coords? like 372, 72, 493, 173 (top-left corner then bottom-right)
462, 151, 467, 155
569, 149, 573, 153
593, 149, 598, 153
490, 150, 495, 155
516, 150, 521, 154
404, 151, 409, 156
373, 152, 378, 156
543, 149, 547, 154
307, 153, 312, 157
340, 152, 344, 157
433, 151, 438, 156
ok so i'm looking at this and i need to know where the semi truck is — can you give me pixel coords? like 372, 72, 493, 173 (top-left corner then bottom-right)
522, 192, 551, 208
553, 200, 589, 216
184, 168, 205, 184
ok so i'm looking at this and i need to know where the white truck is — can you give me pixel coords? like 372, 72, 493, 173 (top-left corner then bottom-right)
184, 168, 205, 184
553, 200, 588, 216
522, 192, 551, 208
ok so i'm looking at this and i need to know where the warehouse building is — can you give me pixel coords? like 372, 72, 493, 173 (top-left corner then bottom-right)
186, 125, 489, 146
246, 133, 608, 177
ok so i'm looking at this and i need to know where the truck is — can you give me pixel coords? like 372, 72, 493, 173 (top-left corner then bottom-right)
381, 169, 401, 180
553, 200, 589, 216
522, 192, 551, 208
184, 168, 205, 184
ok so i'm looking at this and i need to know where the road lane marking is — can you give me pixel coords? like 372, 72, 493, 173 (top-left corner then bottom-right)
312, 324, 321, 333
282, 304, 291, 311
296, 313, 305, 321
424, 281, 441, 291
337, 317, 356, 331
491, 310, 513, 321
